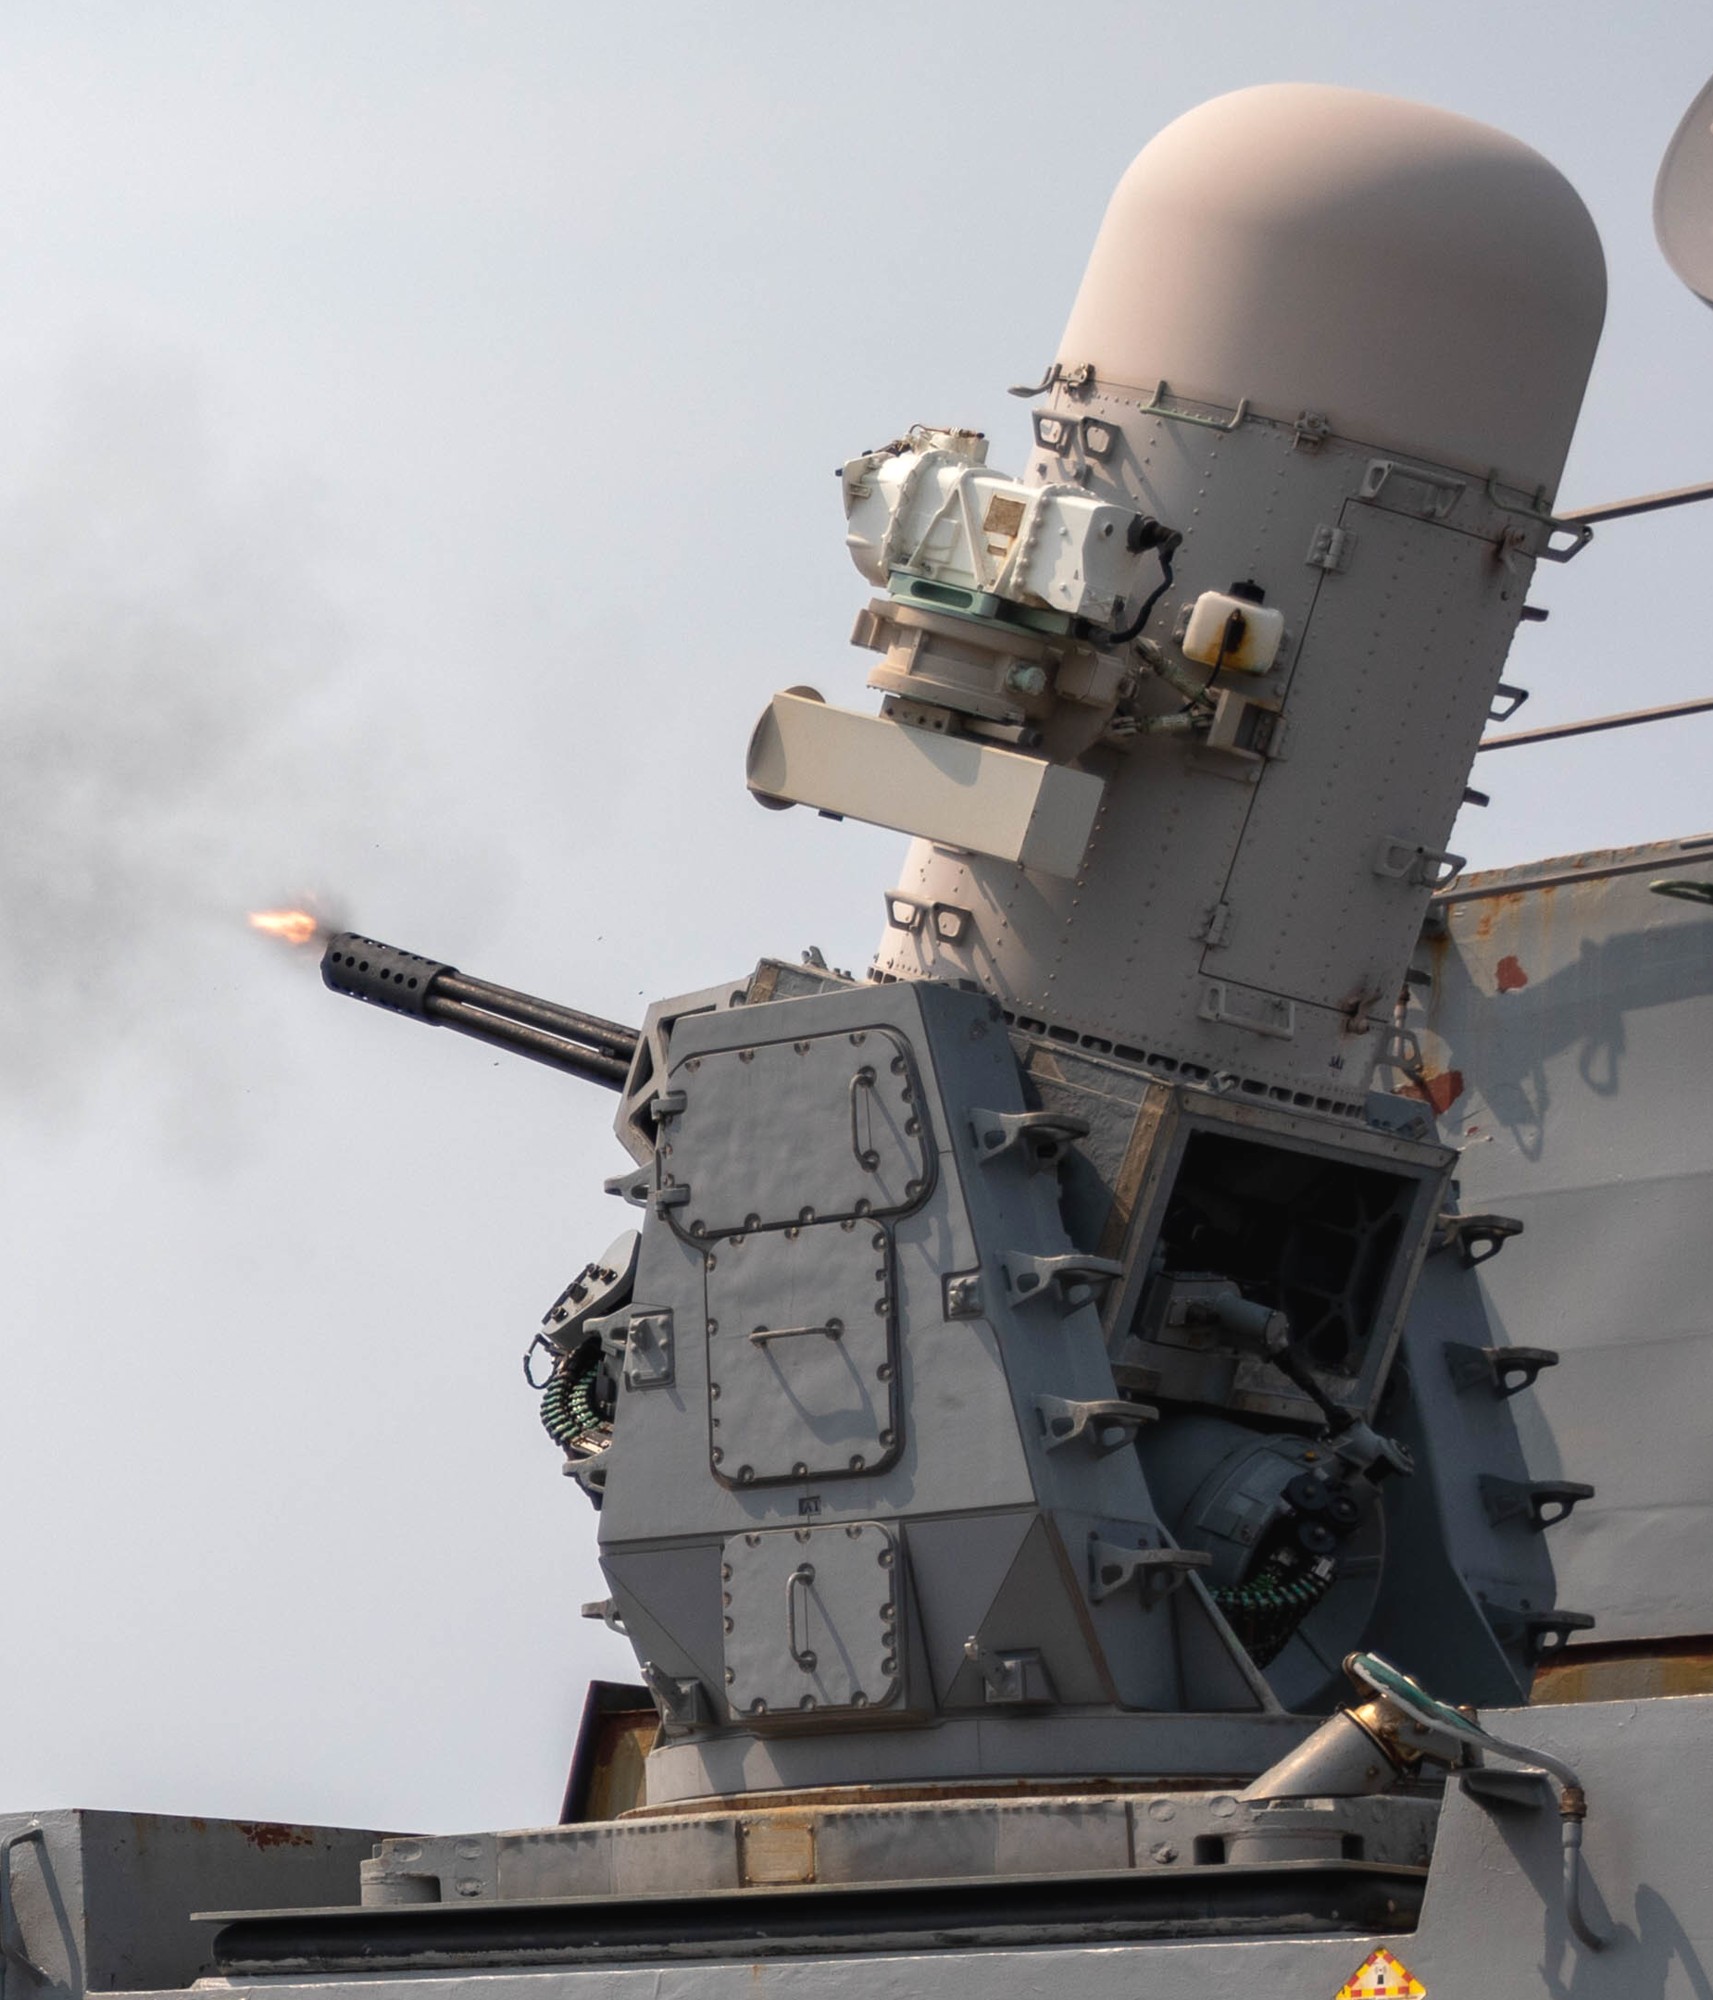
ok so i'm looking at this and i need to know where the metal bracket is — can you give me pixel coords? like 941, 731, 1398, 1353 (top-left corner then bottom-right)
1433, 1212, 1525, 1268
1378, 1024, 1425, 1075
1080, 415, 1120, 461
647, 1089, 687, 1122
1002, 1251, 1124, 1315
622, 1308, 675, 1391
1293, 411, 1331, 452
1087, 1537, 1211, 1606
579, 1597, 628, 1634
1375, 838, 1466, 889
969, 1107, 1090, 1171
1359, 457, 1466, 521
565, 1454, 610, 1502
1007, 360, 1094, 400
1032, 409, 1077, 454
603, 1168, 690, 1213
1142, 380, 1250, 433
1198, 980, 1297, 1040
1460, 1766, 1554, 1812
1479, 1475, 1595, 1533
943, 1269, 984, 1320
1651, 878, 1713, 906
1037, 1394, 1158, 1455
885, 893, 970, 942
1489, 682, 1530, 723
1203, 688, 1285, 763
1482, 1601, 1597, 1663
1446, 1341, 1560, 1399
1484, 474, 1595, 562
962, 1639, 1056, 1706
639, 1661, 713, 1735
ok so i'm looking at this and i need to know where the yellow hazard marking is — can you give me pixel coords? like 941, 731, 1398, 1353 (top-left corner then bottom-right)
1334, 1947, 1426, 1999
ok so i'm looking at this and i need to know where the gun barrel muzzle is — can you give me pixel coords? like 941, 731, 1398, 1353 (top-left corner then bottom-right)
321, 933, 640, 1090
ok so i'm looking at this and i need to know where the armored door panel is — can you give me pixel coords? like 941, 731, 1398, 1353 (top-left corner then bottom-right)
1205, 502, 1516, 1016
723, 1521, 902, 1718
705, 1221, 898, 1484
668, 1029, 932, 1237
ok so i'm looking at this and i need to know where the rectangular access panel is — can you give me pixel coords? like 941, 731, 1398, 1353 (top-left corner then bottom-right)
722, 1521, 904, 1721
704, 1220, 899, 1486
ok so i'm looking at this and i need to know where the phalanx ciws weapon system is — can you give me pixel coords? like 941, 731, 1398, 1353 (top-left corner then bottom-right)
14, 76, 1713, 2000
309, 78, 1613, 1939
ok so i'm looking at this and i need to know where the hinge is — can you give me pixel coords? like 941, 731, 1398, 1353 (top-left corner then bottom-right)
1197, 899, 1233, 948
1307, 522, 1356, 571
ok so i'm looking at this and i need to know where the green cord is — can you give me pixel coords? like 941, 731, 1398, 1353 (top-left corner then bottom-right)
1212, 1557, 1334, 1668
540, 1335, 607, 1453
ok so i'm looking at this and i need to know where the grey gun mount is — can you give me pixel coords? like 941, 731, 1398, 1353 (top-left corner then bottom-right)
577, 953, 1569, 1809
320, 932, 639, 1089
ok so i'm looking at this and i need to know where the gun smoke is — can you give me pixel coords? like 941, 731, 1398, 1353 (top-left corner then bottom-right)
0, 356, 398, 1134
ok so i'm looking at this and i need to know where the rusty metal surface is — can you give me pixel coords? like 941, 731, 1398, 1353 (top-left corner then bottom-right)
1412, 835, 1713, 1648
1533, 1640, 1713, 1706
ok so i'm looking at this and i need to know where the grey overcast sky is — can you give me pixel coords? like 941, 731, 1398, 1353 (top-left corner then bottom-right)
2, 0, 1710, 1835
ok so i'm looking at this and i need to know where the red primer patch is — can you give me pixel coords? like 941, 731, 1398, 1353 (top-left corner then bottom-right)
1400, 1068, 1466, 1116
1495, 954, 1528, 992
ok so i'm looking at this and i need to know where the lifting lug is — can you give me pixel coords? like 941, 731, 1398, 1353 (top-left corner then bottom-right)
1433, 1212, 1525, 1268
1036, 1394, 1158, 1456
1446, 1341, 1560, 1398
1479, 1475, 1596, 1532
1002, 1252, 1125, 1316
969, 1107, 1091, 1172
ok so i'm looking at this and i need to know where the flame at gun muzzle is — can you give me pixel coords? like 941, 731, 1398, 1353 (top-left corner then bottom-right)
320, 933, 639, 1089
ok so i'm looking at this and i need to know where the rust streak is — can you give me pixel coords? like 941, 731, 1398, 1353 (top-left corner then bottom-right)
234, 1821, 316, 1850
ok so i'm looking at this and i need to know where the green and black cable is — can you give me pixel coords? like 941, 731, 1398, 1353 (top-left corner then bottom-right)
540, 1332, 610, 1457
1212, 1556, 1335, 1668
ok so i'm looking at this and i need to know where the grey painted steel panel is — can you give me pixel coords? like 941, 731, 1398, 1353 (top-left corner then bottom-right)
1413, 837, 1713, 1645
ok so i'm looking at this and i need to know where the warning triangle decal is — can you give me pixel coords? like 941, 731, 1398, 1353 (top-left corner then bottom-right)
1334, 1947, 1426, 1999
